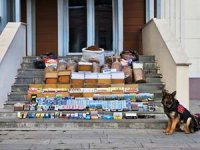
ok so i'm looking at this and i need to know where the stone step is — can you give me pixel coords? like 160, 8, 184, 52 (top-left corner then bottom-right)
146, 77, 162, 83
7, 89, 163, 102
138, 55, 155, 63
23, 56, 81, 63
138, 83, 165, 92
18, 68, 160, 76
11, 83, 164, 93
0, 117, 167, 129
14, 76, 44, 84
21, 61, 159, 70
18, 69, 44, 76
14, 73, 162, 84
11, 84, 29, 92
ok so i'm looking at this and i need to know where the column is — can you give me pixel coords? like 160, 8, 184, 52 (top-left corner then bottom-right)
146, 0, 154, 23
15, 0, 21, 22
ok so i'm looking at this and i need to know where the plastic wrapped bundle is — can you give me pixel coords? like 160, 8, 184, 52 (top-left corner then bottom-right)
66, 59, 78, 72
132, 62, 146, 83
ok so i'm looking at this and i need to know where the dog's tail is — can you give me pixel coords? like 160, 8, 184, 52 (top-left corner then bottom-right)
193, 113, 200, 131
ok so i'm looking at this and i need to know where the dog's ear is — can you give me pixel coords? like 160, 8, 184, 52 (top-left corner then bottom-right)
171, 91, 176, 98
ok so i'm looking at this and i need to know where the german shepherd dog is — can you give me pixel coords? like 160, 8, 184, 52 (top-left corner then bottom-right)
162, 90, 200, 135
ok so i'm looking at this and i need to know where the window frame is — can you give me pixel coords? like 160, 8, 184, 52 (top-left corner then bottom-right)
58, 0, 120, 55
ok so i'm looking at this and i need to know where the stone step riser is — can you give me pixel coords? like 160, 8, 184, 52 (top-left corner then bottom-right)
11, 83, 164, 92
138, 56, 155, 62
146, 78, 162, 83
18, 70, 44, 76
15, 78, 44, 84
7, 92, 163, 101
21, 62, 159, 70
0, 120, 166, 129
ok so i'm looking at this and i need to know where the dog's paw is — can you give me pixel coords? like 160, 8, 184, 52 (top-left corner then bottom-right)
163, 130, 167, 133
165, 131, 174, 135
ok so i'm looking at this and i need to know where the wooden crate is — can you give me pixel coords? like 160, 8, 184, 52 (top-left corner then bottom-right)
58, 71, 71, 83
78, 62, 93, 72
45, 72, 58, 84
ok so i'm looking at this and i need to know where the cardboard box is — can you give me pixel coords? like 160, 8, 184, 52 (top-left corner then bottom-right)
85, 73, 98, 84
78, 62, 93, 72
69, 88, 83, 97
71, 72, 84, 88
124, 84, 139, 93
84, 83, 97, 88
45, 71, 58, 84
58, 71, 71, 83
98, 73, 111, 84
111, 72, 125, 84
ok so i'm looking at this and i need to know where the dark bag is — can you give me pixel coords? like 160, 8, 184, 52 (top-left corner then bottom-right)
34, 60, 45, 69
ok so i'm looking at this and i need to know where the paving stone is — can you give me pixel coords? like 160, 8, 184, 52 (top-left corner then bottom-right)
1, 139, 51, 144
0, 144, 32, 150
142, 143, 190, 148
90, 142, 142, 149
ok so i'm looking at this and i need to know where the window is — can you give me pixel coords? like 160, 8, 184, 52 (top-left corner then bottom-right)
95, 0, 113, 50
68, 0, 87, 53
65, 0, 114, 54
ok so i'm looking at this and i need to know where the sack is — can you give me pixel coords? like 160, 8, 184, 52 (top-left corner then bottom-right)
34, 60, 45, 69
133, 68, 146, 83
81, 48, 105, 66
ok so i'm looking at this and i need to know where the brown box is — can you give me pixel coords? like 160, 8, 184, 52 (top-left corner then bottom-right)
83, 93, 94, 97
71, 79, 84, 88
110, 84, 124, 94
14, 103, 24, 111
70, 93, 83, 97
124, 84, 139, 93
57, 84, 71, 89
78, 62, 93, 72
84, 83, 97, 88
85, 79, 97, 84
97, 84, 111, 88
111, 79, 124, 84
98, 79, 111, 85
43, 84, 57, 89
58, 71, 71, 83
45, 71, 58, 84
111, 72, 125, 84
133, 68, 146, 83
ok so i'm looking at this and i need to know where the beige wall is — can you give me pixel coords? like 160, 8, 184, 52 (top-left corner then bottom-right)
142, 19, 190, 108
0, 23, 26, 108
184, 0, 200, 77
161, 0, 200, 77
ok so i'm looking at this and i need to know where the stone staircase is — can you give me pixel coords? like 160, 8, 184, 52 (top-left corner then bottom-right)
0, 55, 167, 129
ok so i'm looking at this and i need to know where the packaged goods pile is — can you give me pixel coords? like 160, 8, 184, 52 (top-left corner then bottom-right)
15, 47, 160, 120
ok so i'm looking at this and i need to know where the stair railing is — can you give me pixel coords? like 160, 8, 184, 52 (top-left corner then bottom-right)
0, 22, 26, 108
142, 18, 191, 109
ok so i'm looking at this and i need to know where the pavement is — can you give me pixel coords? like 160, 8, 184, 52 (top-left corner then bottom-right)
0, 100, 199, 150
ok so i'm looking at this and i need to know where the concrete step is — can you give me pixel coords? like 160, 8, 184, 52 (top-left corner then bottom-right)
8, 92, 28, 101
21, 61, 159, 70
146, 77, 162, 83
0, 117, 167, 129
18, 69, 44, 76
14, 76, 44, 84
11, 82, 164, 93
7, 89, 163, 102
138, 55, 155, 63
138, 83, 165, 92
23, 56, 81, 63
11, 84, 29, 92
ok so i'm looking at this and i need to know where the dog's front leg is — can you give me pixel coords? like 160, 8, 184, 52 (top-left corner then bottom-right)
164, 119, 172, 133
166, 117, 179, 135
